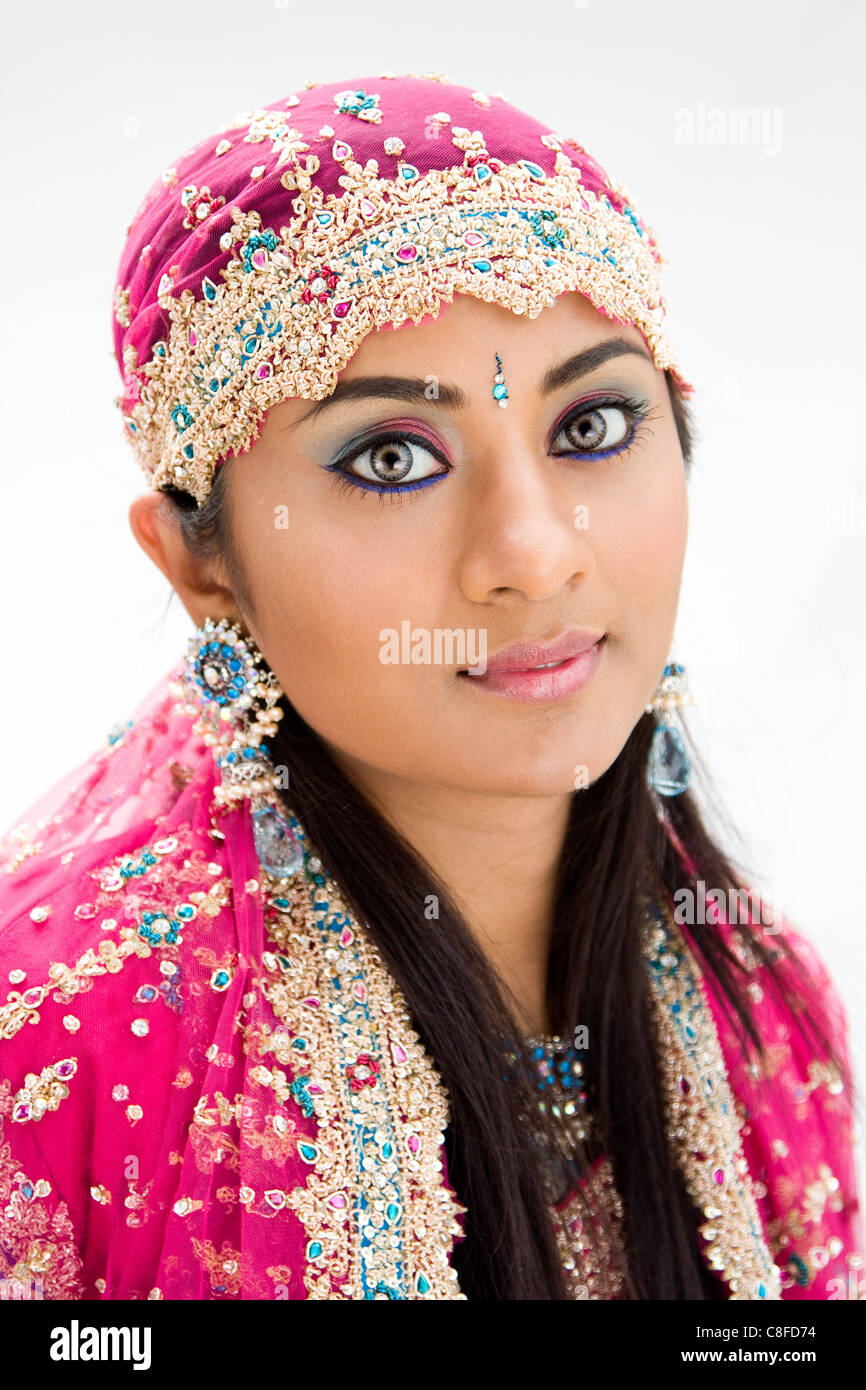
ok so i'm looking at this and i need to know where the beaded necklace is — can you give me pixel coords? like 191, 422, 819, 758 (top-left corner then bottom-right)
505, 1033, 594, 1204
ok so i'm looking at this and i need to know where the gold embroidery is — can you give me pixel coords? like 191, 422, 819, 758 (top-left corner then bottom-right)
644, 900, 782, 1300
11, 1057, 78, 1124
0, 1130, 85, 1298
256, 855, 467, 1300
553, 1158, 627, 1299
0, 930, 152, 1041
189, 1237, 243, 1297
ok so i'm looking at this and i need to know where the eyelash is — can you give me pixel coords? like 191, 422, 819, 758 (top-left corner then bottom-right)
325, 392, 652, 500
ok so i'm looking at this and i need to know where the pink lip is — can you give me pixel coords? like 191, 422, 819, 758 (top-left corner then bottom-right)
458, 631, 606, 703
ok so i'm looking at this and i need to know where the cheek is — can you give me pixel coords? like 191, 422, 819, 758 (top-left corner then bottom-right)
617, 468, 688, 595
604, 456, 689, 693
241, 501, 446, 754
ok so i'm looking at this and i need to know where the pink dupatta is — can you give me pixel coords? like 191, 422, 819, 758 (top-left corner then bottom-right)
0, 667, 860, 1299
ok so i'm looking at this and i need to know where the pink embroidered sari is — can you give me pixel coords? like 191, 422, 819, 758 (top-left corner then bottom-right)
0, 667, 860, 1299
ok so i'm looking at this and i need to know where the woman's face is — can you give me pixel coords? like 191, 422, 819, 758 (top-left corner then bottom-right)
219, 291, 688, 797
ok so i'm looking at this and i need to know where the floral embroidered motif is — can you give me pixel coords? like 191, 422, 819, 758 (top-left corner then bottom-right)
180, 184, 226, 231
190, 1237, 243, 1297
11, 1058, 77, 1123
0, 1124, 85, 1298
187, 1093, 243, 1175
333, 88, 383, 123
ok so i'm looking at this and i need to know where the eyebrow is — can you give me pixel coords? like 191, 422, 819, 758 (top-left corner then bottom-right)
290, 336, 655, 427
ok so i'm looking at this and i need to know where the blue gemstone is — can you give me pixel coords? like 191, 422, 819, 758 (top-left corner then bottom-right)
648, 723, 690, 796
253, 806, 304, 877
493, 383, 508, 399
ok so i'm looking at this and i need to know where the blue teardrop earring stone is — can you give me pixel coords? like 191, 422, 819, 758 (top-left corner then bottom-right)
252, 805, 304, 877
648, 722, 691, 796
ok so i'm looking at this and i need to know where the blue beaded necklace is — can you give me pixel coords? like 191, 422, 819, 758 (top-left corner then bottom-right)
504, 1033, 594, 1199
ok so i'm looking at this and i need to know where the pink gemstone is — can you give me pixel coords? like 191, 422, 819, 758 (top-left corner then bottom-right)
55, 1061, 75, 1078
396, 244, 418, 262
408, 1134, 420, 1154
251, 248, 267, 269
189, 328, 197, 347
359, 197, 376, 218
391, 1042, 407, 1065
256, 364, 272, 379
352, 983, 366, 1002
328, 1192, 347, 1209
74, 904, 96, 920
340, 927, 353, 945
332, 300, 353, 319
303, 997, 320, 1008
22, 988, 44, 1007
13, 1103, 31, 1121
463, 231, 484, 246
714, 1168, 725, 1185
332, 142, 351, 161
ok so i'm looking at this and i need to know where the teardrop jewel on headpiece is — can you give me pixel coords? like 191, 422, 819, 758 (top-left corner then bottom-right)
646, 661, 695, 797
173, 617, 303, 877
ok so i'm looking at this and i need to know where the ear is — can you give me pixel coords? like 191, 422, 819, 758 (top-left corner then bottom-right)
128, 492, 243, 629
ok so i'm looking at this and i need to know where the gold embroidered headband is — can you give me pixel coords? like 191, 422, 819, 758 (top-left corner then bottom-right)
112, 72, 693, 506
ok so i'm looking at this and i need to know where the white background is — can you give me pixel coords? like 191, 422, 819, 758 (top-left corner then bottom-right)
2, 1, 864, 1207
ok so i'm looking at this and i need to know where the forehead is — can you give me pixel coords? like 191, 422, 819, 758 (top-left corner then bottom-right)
339, 291, 652, 379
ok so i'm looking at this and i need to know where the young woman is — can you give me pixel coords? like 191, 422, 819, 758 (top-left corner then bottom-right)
0, 72, 860, 1301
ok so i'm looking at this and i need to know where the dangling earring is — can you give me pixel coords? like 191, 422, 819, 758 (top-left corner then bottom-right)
173, 617, 304, 877
646, 661, 695, 797
492, 352, 509, 408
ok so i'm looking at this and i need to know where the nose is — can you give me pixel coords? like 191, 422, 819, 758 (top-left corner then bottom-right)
456, 441, 596, 604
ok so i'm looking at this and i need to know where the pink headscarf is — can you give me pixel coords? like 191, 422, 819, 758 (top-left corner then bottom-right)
111, 72, 692, 504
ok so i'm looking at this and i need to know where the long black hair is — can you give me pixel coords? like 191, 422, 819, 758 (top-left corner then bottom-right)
162, 369, 847, 1299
